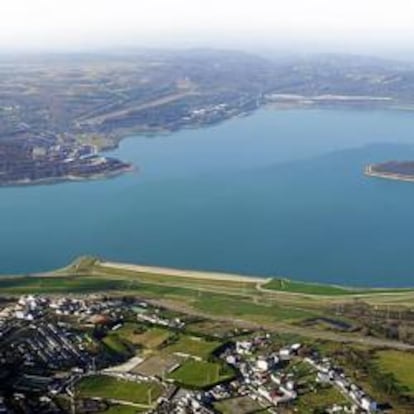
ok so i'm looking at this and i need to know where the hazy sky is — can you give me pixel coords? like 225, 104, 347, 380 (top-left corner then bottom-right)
1, 0, 414, 54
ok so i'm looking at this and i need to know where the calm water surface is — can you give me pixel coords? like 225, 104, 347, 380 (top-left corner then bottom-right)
2, 109, 414, 286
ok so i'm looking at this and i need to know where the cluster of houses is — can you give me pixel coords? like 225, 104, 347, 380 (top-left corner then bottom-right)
49, 296, 124, 320
0, 295, 122, 322
153, 388, 215, 414
189, 103, 229, 119
13, 295, 48, 321
223, 337, 301, 408
217, 334, 379, 413
5, 294, 190, 330
137, 310, 185, 329
9, 321, 91, 372
0, 295, 384, 414
306, 356, 378, 413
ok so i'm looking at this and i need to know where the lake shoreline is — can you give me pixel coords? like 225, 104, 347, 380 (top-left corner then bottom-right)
2, 257, 411, 291
2, 109, 414, 285
365, 164, 414, 183
0, 163, 136, 188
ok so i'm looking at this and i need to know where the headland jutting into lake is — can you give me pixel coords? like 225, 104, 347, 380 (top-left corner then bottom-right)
0, 139, 135, 187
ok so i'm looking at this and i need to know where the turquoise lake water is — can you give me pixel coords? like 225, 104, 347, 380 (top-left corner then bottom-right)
2, 108, 414, 286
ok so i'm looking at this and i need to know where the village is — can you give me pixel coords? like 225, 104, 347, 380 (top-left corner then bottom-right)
0, 293, 384, 413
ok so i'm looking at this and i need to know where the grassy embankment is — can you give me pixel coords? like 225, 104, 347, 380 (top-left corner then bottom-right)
263, 278, 409, 296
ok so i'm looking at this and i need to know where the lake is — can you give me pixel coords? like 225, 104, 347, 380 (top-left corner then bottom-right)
2, 108, 414, 287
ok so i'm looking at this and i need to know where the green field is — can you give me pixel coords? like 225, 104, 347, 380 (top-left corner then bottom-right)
193, 293, 316, 322
102, 334, 132, 357
295, 385, 349, 413
376, 350, 414, 396
186, 320, 246, 338
104, 405, 146, 414
77, 375, 163, 405
164, 335, 221, 359
168, 360, 234, 388
214, 396, 263, 414
117, 325, 171, 349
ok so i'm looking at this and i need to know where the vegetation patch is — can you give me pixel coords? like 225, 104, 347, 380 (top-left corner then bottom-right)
295, 385, 348, 413
194, 294, 315, 322
375, 350, 414, 396
186, 320, 249, 339
132, 354, 179, 377
77, 375, 163, 405
104, 405, 146, 414
102, 334, 132, 357
213, 396, 263, 414
168, 360, 234, 388
117, 324, 171, 349
164, 335, 221, 359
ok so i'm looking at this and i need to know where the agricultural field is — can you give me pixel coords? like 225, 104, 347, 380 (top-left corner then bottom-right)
132, 354, 179, 377
214, 395, 264, 414
102, 334, 132, 357
164, 335, 221, 359
187, 320, 249, 339
295, 385, 349, 413
168, 360, 234, 388
116, 324, 171, 349
375, 350, 414, 396
77, 375, 163, 406
104, 405, 146, 414
193, 294, 317, 322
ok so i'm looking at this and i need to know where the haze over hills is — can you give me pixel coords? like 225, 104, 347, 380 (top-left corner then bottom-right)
2, 49, 414, 185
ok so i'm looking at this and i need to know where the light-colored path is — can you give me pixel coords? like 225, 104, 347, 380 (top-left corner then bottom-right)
100, 260, 269, 283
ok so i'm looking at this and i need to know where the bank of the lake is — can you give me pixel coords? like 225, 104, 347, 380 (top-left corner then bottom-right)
2, 109, 414, 287
365, 163, 414, 183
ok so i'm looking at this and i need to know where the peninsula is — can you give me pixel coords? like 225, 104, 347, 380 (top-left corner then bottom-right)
0, 139, 134, 186
365, 161, 414, 182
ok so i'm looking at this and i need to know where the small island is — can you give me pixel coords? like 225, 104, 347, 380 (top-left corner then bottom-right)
365, 161, 414, 182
